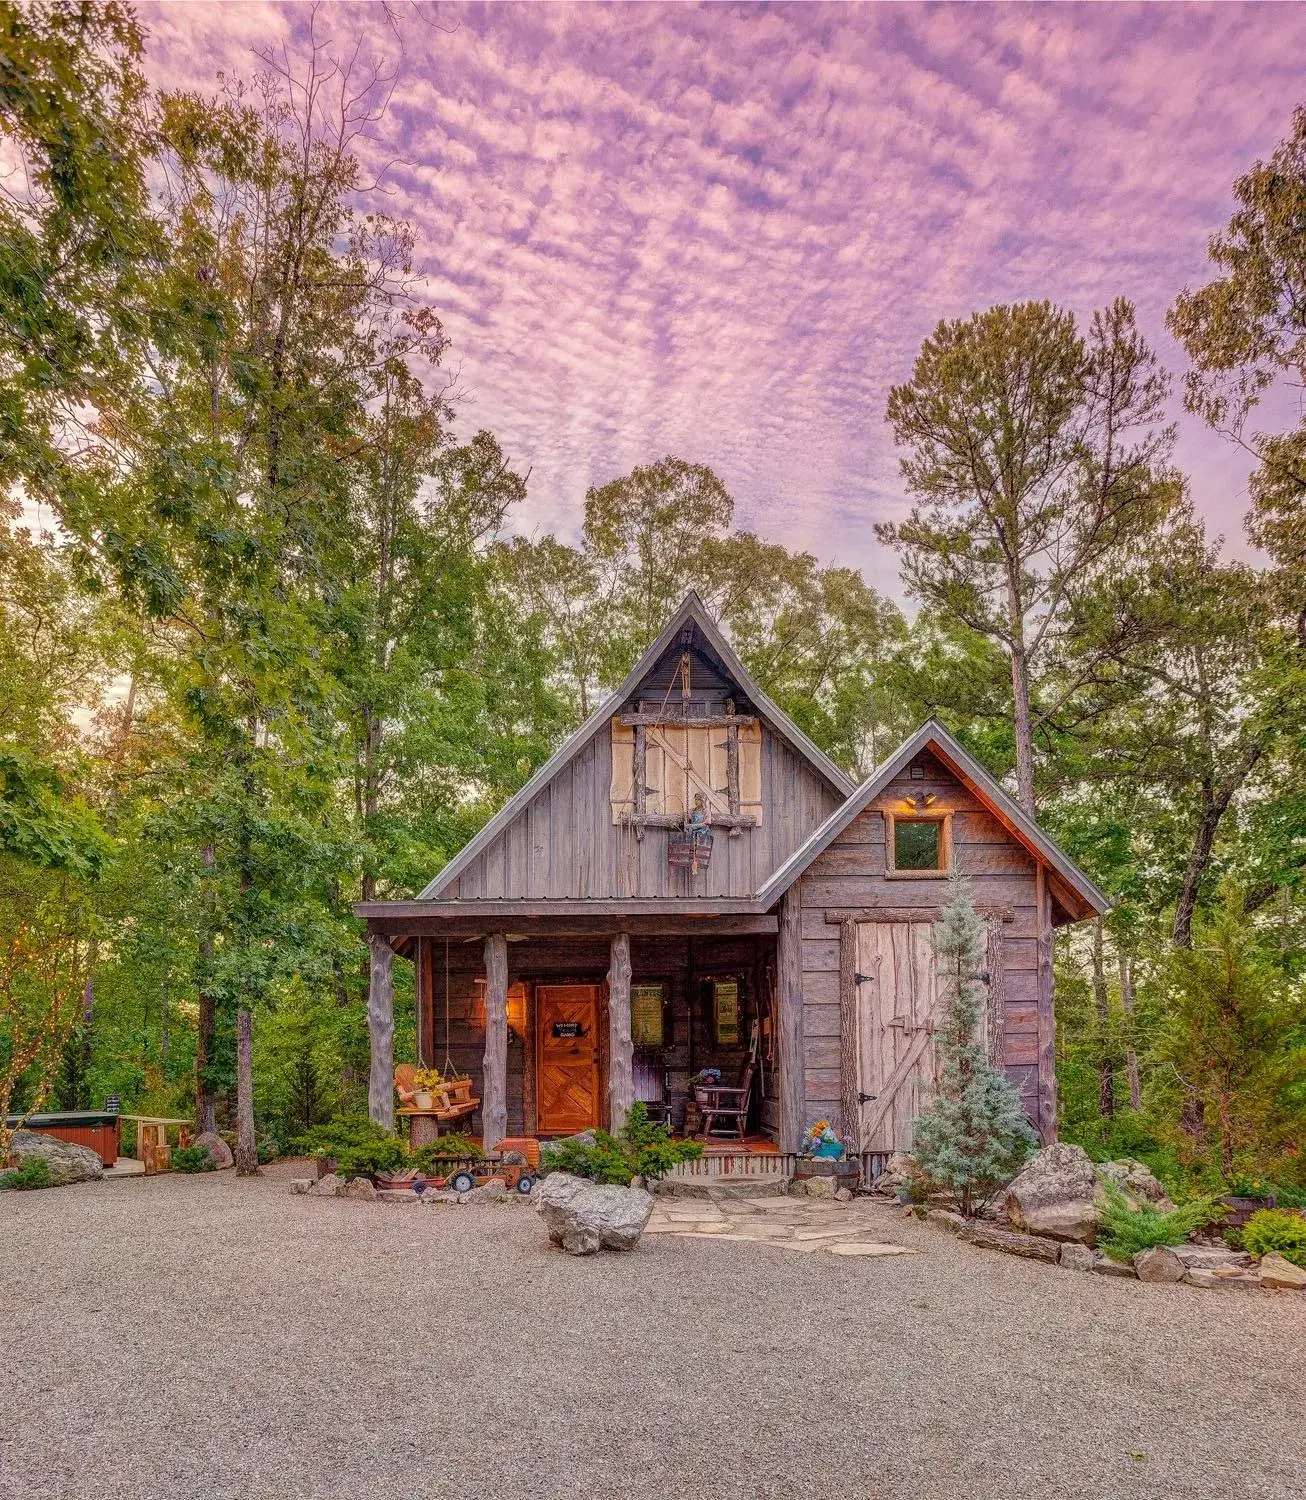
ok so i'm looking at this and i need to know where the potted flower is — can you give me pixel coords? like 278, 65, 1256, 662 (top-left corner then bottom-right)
410, 1067, 444, 1111
689, 1068, 722, 1105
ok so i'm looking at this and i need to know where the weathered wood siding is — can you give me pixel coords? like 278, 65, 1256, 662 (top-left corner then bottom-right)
417, 932, 776, 1138
436, 643, 843, 902
795, 748, 1055, 1140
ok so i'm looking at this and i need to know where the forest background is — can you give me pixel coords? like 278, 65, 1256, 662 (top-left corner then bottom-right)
2, 3, 1303, 1191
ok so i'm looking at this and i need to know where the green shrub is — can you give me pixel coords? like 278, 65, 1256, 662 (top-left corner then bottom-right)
172, 1144, 216, 1174
1096, 1182, 1225, 1263
540, 1103, 702, 1186
290, 1116, 407, 1179
1243, 1209, 1306, 1267
1271, 1182, 1306, 1210
411, 1135, 482, 1171
0, 1157, 55, 1191
1225, 1174, 1278, 1199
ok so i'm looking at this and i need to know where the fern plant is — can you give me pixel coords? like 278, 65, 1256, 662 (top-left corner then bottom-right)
1096, 1182, 1225, 1262
540, 1102, 702, 1186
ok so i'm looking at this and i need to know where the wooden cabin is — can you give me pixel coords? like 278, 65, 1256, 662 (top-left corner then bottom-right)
358, 592, 1108, 1157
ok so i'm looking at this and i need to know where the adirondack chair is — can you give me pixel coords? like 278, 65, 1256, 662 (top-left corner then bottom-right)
699, 1062, 754, 1142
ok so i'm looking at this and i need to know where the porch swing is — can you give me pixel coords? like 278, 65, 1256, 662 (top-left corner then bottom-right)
395, 939, 479, 1138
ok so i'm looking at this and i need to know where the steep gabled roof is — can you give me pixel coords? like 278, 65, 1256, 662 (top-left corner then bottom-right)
755, 719, 1111, 921
418, 591, 856, 900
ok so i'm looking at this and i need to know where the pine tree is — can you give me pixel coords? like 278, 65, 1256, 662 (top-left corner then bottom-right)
910, 874, 1038, 1217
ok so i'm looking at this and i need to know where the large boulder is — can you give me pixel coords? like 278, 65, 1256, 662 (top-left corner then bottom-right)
533, 1172, 653, 1255
1095, 1158, 1174, 1212
1004, 1143, 1101, 1244
4, 1130, 103, 1186
192, 1131, 233, 1170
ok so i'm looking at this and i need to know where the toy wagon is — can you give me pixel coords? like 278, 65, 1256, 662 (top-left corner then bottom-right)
387, 1136, 542, 1197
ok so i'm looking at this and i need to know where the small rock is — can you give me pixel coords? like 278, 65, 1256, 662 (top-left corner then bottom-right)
464, 1177, 508, 1204
804, 1176, 835, 1200
1059, 1243, 1101, 1273
193, 1131, 234, 1170
923, 1207, 969, 1235
1133, 1246, 1185, 1283
343, 1177, 377, 1202
870, 1152, 914, 1196
1182, 1268, 1264, 1291
288, 1178, 314, 1195
1095, 1158, 1173, 1210
311, 1173, 343, 1197
1171, 1243, 1252, 1271
835, 1187, 854, 1203
1258, 1253, 1306, 1290
1092, 1257, 1138, 1279
630, 1174, 646, 1190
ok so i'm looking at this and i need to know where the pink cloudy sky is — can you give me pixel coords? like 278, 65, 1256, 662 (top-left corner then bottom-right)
137, 2, 1306, 597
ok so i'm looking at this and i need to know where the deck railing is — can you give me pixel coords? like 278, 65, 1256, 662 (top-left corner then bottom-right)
662, 1149, 895, 1187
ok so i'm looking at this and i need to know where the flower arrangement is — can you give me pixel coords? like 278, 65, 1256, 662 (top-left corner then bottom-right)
412, 1068, 444, 1092
689, 1067, 722, 1104
802, 1120, 846, 1159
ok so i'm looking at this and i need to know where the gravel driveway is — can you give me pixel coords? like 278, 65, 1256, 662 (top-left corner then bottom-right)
2, 1163, 1303, 1500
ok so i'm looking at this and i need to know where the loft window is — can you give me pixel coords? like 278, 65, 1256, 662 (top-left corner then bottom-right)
892, 816, 949, 873
631, 984, 666, 1047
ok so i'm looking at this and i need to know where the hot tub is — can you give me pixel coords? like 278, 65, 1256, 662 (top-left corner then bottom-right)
5, 1110, 120, 1167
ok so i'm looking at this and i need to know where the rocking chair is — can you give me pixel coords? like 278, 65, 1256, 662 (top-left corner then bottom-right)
699, 1062, 754, 1143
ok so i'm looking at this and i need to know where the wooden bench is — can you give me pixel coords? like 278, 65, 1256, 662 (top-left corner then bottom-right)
395, 1066, 480, 1147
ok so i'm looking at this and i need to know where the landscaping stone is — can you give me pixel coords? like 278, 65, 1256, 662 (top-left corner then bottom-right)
464, 1176, 509, 1204
1182, 1268, 1264, 1291
193, 1131, 234, 1170
1004, 1143, 1100, 1243
803, 1176, 834, 1200
870, 1152, 914, 1196
343, 1177, 377, 1202
1170, 1243, 1251, 1270
311, 1173, 343, 1197
1059, 1243, 1101, 1273
534, 1171, 653, 1255
1091, 1257, 1138, 1279
1133, 1246, 1185, 1283
835, 1187, 854, 1202
5, 1130, 103, 1186
287, 1178, 314, 1195
1258, 1253, 1306, 1290
966, 1222, 1061, 1263
1094, 1158, 1174, 1211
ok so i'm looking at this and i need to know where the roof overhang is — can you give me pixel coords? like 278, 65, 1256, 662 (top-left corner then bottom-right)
754, 720, 1111, 924
358, 898, 776, 939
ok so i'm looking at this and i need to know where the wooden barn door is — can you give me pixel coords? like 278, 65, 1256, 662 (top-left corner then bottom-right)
536, 985, 601, 1135
853, 921, 941, 1154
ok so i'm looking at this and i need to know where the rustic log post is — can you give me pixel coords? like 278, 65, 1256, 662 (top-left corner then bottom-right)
368, 932, 395, 1132
839, 919, 860, 1151
776, 887, 805, 1153
1035, 865, 1057, 1143
483, 932, 509, 1151
608, 932, 634, 1133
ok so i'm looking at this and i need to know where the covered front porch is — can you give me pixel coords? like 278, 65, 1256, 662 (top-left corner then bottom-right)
359, 901, 805, 1153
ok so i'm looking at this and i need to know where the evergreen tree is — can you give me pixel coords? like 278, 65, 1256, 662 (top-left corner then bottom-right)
910, 874, 1038, 1217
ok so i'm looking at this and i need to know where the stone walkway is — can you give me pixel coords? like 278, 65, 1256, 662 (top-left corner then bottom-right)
647, 1189, 919, 1257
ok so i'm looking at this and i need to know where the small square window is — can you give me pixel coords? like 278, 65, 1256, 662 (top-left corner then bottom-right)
895, 818, 942, 871
631, 984, 665, 1047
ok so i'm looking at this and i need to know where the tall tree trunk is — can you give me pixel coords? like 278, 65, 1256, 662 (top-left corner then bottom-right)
235, 1007, 259, 1174
1092, 919, 1114, 1128
1007, 616, 1036, 814
195, 844, 217, 1135
1172, 742, 1264, 948
1119, 954, 1141, 1111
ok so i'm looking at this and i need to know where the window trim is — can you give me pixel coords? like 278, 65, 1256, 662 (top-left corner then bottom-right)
884, 810, 953, 879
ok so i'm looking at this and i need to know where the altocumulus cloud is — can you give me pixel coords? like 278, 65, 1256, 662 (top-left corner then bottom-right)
139, 1, 1306, 593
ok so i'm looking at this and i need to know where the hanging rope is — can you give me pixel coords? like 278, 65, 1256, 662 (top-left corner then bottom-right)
440, 937, 457, 1077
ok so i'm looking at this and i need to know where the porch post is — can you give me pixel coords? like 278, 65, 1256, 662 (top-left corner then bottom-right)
483, 932, 509, 1151
608, 931, 634, 1133
776, 887, 804, 1153
367, 932, 395, 1132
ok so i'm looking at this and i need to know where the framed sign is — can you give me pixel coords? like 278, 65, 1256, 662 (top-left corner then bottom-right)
631, 984, 665, 1047
552, 1020, 584, 1039
713, 978, 740, 1045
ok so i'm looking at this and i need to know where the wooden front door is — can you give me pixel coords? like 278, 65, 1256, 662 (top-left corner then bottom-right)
853, 921, 940, 1153
536, 985, 601, 1135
